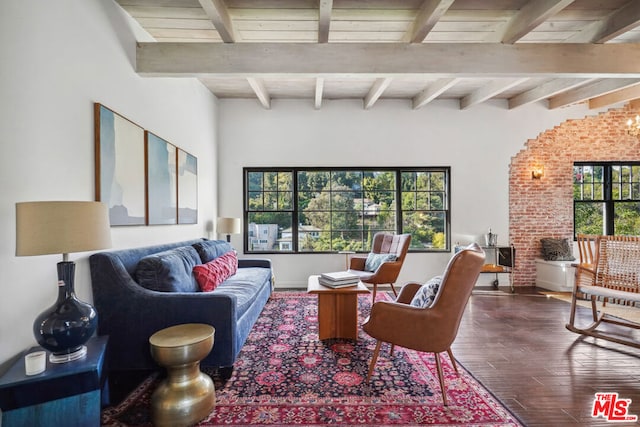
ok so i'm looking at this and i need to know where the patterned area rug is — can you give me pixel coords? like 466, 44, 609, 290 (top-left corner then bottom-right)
102, 292, 522, 426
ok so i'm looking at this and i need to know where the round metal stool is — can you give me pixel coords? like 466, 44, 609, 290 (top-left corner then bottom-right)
149, 323, 216, 427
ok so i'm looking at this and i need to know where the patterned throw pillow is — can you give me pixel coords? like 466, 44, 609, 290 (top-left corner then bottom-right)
193, 251, 239, 292
410, 276, 443, 308
540, 238, 575, 261
364, 253, 397, 272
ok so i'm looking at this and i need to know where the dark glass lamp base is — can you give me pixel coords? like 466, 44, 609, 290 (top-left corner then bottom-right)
33, 261, 97, 364
49, 345, 87, 364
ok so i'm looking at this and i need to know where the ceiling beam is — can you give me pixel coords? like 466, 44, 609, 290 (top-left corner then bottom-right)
501, 0, 575, 44
508, 78, 595, 109
549, 79, 640, 109
460, 78, 528, 110
247, 78, 271, 109
412, 78, 460, 110
318, 0, 333, 43
137, 43, 640, 77
589, 83, 640, 109
364, 78, 392, 109
315, 78, 324, 110
404, 0, 455, 43
198, 0, 236, 43
568, 1, 640, 43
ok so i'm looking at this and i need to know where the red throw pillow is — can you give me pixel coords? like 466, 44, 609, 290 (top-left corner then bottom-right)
193, 251, 238, 292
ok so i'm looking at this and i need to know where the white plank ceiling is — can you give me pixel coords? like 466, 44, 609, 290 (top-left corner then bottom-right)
117, 0, 640, 109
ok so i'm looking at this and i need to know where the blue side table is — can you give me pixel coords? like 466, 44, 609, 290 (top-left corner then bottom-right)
0, 335, 108, 427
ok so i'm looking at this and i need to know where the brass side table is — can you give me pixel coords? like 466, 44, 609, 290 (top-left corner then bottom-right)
149, 323, 216, 427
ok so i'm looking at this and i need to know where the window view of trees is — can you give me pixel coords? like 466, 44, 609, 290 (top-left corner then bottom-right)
573, 163, 640, 236
245, 168, 450, 253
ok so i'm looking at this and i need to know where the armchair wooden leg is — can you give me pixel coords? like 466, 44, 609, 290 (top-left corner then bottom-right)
367, 340, 382, 382
390, 344, 395, 356
389, 282, 398, 297
446, 348, 458, 375
434, 352, 448, 406
371, 285, 377, 304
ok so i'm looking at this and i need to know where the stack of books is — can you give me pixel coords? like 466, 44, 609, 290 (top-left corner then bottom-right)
318, 271, 360, 288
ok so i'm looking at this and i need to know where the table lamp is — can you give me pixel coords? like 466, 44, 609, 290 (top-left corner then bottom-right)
16, 201, 112, 363
216, 217, 241, 242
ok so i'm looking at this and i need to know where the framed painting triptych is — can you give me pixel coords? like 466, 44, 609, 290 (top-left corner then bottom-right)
94, 103, 198, 226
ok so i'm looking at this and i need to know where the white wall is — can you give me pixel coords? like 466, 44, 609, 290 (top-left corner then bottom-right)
218, 98, 605, 288
0, 1, 218, 366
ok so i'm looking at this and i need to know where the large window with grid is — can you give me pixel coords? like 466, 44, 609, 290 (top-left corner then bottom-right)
244, 167, 450, 253
573, 162, 640, 236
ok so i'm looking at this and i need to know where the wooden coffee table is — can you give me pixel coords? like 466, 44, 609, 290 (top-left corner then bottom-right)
307, 275, 370, 340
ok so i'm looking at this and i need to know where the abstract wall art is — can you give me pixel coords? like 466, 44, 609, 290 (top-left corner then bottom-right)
146, 131, 177, 225
178, 149, 198, 224
94, 103, 146, 226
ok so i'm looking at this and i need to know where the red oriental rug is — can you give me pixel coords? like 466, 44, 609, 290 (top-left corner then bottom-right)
101, 292, 522, 426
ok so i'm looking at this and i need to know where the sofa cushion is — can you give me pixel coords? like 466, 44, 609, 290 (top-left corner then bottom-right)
135, 246, 201, 292
193, 251, 239, 292
410, 276, 443, 308
216, 267, 273, 320
193, 240, 233, 263
364, 253, 397, 272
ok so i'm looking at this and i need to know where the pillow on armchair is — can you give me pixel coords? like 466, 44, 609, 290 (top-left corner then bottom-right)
410, 276, 443, 308
364, 253, 397, 272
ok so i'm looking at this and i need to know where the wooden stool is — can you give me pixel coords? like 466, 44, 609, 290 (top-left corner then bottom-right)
149, 323, 216, 427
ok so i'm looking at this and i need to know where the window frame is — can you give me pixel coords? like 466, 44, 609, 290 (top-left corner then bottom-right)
573, 161, 640, 237
243, 166, 451, 254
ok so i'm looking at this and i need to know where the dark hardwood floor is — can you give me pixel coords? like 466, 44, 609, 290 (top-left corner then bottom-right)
454, 287, 640, 426
107, 287, 640, 426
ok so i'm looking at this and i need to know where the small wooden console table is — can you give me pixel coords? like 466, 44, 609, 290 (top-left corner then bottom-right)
307, 275, 369, 340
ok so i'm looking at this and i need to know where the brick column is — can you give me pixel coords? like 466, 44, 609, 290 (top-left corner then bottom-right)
509, 104, 640, 287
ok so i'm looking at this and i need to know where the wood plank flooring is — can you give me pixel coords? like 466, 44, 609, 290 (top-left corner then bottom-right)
454, 288, 640, 426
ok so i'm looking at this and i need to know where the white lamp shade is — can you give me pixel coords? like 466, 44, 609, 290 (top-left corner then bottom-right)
216, 217, 241, 235
16, 201, 112, 257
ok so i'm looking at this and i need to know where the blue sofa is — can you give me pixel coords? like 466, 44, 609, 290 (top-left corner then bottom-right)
89, 239, 272, 373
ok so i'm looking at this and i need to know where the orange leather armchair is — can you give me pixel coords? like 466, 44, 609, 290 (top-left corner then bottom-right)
347, 232, 411, 302
362, 243, 485, 405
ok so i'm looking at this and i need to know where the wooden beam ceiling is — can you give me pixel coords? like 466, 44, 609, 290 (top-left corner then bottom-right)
500, 0, 576, 44
568, 1, 640, 43
318, 0, 333, 43
197, 0, 235, 43
120, 0, 640, 110
404, 0, 455, 43
137, 42, 640, 77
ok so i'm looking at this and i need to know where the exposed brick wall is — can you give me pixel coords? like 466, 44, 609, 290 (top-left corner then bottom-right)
509, 104, 640, 287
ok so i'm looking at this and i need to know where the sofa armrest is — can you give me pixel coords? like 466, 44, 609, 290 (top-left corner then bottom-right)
238, 258, 272, 269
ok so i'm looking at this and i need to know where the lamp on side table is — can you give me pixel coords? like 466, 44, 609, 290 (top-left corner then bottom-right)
217, 217, 241, 243
15, 201, 111, 363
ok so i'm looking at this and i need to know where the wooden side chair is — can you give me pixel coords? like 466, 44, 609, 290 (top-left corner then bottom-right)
347, 232, 411, 302
576, 234, 597, 271
362, 243, 485, 405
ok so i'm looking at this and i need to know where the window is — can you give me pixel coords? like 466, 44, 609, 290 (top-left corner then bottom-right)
573, 162, 640, 236
244, 167, 450, 253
